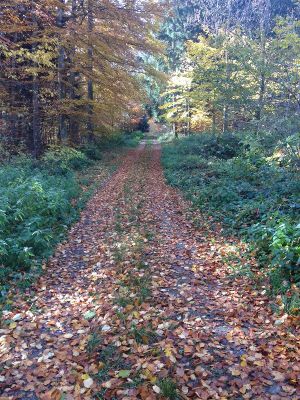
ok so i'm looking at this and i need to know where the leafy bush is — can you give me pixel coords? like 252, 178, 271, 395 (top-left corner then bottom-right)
162, 132, 300, 311
0, 135, 138, 306
81, 143, 103, 161
85, 131, 144, 152
0, 158, 81, 299
42, 146, 91, 174
249, 221, 300, 285
123, 131, 145, 147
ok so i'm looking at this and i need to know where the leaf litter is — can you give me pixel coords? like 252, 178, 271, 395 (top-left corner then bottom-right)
0, 144, 299, 399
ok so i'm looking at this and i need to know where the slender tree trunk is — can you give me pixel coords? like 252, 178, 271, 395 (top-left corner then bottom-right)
222, 104, 229, 133
31, 0, 42, 157
222, 49, 229, 133
32, 75, 41, 157
212, 107, 217, 134
172, 91, 177, 138
57, 0, 67, 142
186, 96, 191, 135
256, 24, 266, 122
69, 0, 80, 145
87, 0, 94, 141
6, 33, 18, 146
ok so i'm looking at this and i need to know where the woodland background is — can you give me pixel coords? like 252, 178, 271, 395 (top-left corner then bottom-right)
0, 0, 300, 314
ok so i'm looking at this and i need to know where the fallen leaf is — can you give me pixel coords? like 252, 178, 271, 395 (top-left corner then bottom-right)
117, 370, 131, 378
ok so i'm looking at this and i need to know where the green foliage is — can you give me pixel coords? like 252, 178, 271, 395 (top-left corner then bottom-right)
162, 132, 300, 308
0, 139, 129, 305
86, 331, 102, 354
249, 221, 300, 286
81, 143, 103, 161
130, 323, 158, 344
123, 131, 145, 147
0, 157, 81, 300
91, 131, 144, 151
42, 146, 91, 174
161, 15, 300, 136
158, 378, 178, 399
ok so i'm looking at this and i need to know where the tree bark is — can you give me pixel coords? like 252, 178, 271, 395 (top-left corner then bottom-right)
69, 0, 80, 145
31, 0, 42, 157
32, 75, 41, 157
222, 48, 229, 133
256, 22, 266, 121
57, 0, 67, 142
87, 0, 94, 141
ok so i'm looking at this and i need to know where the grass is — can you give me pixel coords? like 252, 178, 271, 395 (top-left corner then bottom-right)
130, 323, 158, 344
86, 331, 102, 354
158, 378, 178, 399
95, 344, 131, 384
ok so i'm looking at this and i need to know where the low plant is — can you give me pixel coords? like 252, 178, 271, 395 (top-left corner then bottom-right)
158, 378, 178, 399
42, 146, 91, 174
162, 131, 300, 312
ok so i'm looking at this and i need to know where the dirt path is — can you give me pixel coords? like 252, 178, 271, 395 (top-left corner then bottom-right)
1, 144, 299, 400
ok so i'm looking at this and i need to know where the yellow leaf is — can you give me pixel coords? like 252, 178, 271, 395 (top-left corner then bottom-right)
231, 369, 241, 376
240, 354, 247, 367
164, 346, 173, 357
144, 369, 157, 383
9, 322, 17, 330
240, 359, 247, 367
254, 360, 264, 366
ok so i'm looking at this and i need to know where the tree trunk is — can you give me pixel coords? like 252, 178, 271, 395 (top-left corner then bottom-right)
212, 107, 217, 134
57, 0, 67, 142
31, 0, 42, 157
69, 0, 80, 145
256, 23, 266, 122
222, 104, 229, 133
87, 0, 94, 141
222, 49, 229, 133
32, 76, 41, 157
186, 96, 191, 135
172, 91, 178, 138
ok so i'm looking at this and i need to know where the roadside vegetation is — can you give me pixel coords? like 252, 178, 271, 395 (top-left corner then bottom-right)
0, 132, 143, 308
162, 131, 300, 314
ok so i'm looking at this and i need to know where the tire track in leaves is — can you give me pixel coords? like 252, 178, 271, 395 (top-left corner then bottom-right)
0, 145, 299, 400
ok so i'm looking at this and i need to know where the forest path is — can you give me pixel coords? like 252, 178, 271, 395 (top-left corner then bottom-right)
1, 144, 299, 400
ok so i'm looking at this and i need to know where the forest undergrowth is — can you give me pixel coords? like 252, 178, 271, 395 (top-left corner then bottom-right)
162, 131, 300, 315
0, 132, 143, 311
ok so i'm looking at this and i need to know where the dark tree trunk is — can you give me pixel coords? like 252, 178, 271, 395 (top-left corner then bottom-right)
57, 0, 67, 142
68, 0, 81, 144
87, 0, 94, 141
31, 0, 42, 157
32, 76, 41, 157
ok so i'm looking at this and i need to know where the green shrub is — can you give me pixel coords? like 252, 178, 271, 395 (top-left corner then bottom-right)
81, 143, 102, 161
123, 131, 144, 147
42, 146, 91, 174
0, 134, 138, 306
0, 160, 81, 299
162, 131, 300, 308
85, 131, 143, 152
249, 221, 300, 285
